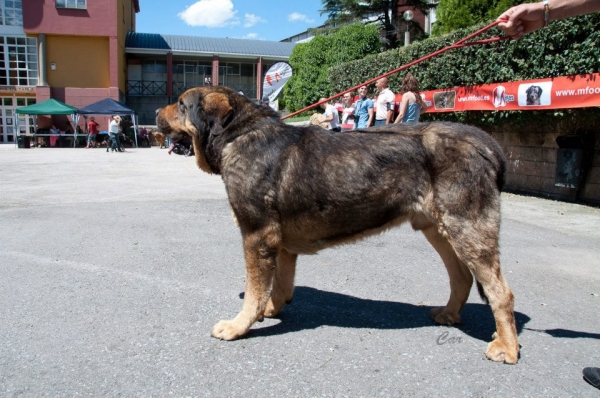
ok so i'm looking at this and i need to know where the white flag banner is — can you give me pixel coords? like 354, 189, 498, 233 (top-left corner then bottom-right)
262, 62, 293, 102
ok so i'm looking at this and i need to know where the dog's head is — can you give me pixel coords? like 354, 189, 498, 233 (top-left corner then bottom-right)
156, 86, 277, 174
526, 85, 542, 104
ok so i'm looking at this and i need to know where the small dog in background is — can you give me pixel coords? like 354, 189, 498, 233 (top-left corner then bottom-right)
526, 85, 542, 105
151, 130, 167, 148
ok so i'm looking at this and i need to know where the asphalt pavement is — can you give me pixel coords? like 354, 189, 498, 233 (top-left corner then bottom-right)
0, 144, 599, 397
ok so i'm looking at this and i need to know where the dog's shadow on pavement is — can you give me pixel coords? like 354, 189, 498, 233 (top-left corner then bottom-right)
242, 286, 531, 343
524, 327, 600, 340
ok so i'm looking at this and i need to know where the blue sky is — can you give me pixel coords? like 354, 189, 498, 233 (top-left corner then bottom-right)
136, 0, 328, 41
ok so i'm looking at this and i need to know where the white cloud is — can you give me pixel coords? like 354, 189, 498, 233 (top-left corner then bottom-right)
244, 13, 266, 28
244, 33, 259, 39
178, 0, 238, 28
288, 12, 314, 23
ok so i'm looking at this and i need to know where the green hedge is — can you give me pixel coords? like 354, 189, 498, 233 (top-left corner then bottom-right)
328, 14, 600, 131
285, 23, 381, 113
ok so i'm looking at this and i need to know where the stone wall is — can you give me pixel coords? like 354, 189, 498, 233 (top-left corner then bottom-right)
491, 130, 600, 205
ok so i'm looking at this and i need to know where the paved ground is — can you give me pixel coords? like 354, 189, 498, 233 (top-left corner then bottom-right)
0, 145, 599, 397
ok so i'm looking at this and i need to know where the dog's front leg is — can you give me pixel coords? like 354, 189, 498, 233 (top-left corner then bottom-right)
211, 227, 280, 341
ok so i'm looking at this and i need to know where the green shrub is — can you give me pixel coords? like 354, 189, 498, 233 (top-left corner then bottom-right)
285, 23, 382, 113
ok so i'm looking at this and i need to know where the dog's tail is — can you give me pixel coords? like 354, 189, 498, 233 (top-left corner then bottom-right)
480, 138, 506, 192
477, 281, 489, 304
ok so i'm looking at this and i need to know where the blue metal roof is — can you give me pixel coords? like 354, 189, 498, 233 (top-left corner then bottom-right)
126, 32, 296, 58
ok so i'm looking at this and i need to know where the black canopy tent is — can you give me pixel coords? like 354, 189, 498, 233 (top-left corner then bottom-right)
77, 98, 139, 147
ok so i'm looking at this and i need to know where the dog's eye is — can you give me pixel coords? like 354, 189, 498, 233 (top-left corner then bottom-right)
179, 99, 186, 114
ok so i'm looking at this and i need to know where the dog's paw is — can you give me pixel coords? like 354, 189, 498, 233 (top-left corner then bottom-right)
263, 303, 279, 318
263, 298, 284, 318
485, 333, 519, 364
430, 307, 462, 325
211, 320, 247, 341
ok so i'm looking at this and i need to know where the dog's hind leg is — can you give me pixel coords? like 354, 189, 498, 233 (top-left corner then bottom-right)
264, 249, 297, 318
421, 225, 473, 326
446, 223, 519, 364
265, 249, 297, 317
211, 225, 281, 341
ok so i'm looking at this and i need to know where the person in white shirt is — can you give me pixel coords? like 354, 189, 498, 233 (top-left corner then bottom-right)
108, 115, 122, 152
319, 98, 341, 132
340, 92, 356, 130
373, 77, 395, 126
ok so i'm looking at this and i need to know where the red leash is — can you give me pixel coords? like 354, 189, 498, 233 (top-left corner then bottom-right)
281, 20, 510, 120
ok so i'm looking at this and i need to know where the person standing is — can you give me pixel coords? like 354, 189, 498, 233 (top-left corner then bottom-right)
498, 0, 600, 391
319, 98, 341, 132
394, 73, 427, 124
49, 125, 60, 147
340, 92, 356, 130
86, 117, 99, 149
354, 85, 374, 129
108, 115, 121, 153
373, 77, 395, 126
261, 95, 271, 108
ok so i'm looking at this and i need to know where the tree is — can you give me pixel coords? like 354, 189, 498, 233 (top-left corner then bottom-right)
432, 0, 524, 36
284, 23, 381, 112
320, 0, 431, 49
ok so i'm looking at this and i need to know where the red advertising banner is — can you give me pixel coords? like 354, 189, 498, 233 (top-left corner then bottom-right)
415, 73, 600, 113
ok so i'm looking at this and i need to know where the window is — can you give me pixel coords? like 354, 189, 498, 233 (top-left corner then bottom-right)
226, 63, 240, 76
0, 36, 38, 86
240, 63, 253, 77
56, 0, 86, 10
2, 0, 23, 26
142, 60, 167, 74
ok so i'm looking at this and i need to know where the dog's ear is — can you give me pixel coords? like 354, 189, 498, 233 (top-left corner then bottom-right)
200, 92, 233, 136
202, 92, 233, 122
185, 88, 233, 135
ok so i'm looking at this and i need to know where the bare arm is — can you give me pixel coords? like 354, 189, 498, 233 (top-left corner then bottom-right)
498, 0, 600, 39
385, 93, 395, 124
394, 94, 410, 124
367, 106, 374, 127
321, 108, 333, 123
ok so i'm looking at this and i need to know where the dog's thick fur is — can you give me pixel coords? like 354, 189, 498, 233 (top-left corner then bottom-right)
156, 86, 520, 364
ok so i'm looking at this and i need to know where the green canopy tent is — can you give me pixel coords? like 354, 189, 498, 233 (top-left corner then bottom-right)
15, 99, 79, 148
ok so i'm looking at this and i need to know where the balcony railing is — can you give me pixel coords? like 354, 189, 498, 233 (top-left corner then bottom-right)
127, 80, 258, 98
127, 80, 167, 96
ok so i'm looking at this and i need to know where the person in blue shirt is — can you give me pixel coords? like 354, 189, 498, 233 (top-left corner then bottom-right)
394, 73, 427, 124
353, 85, 374, 129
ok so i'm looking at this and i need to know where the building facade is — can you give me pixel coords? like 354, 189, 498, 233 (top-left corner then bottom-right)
14, 0, 296, 131
281, 1, 438, 44
22, 0, 139, 116
125, 33, 295, 124
0, 0, 37, 143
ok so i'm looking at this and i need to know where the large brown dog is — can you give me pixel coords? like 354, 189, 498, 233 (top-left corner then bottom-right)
156, 86, 519, 364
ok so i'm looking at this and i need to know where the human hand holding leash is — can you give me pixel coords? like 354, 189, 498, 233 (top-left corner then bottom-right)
497, 0, 600, 39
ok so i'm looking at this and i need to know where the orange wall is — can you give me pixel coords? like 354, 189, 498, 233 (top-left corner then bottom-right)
24, 0, 138, 96
46, 35, 110, 89
117, 0, 135, 93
